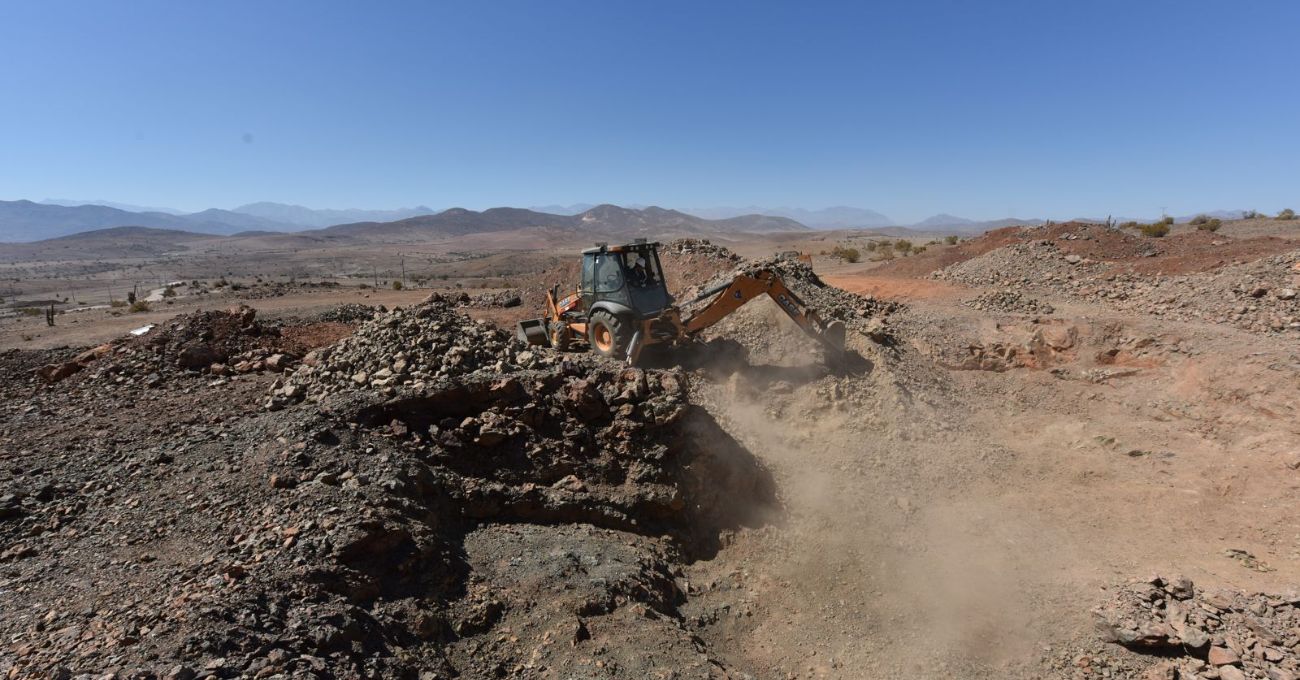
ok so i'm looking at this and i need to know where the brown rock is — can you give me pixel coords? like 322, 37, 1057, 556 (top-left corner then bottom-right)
1219, 666, 1246, 680
1208, 645, 1240, 666
563, 380, 608, 421
37, 361, 83, 383
178, 344, 220, 370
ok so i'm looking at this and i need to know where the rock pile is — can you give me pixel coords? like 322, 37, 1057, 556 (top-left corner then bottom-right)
667, 238, 742, 264
1092, 575, 1300, 680
964, 290, 1055, 315
931, 239, 1101, 290
268, 300, 538, 407
1, 296, 775, 677
455, 289, 522, 308
1070, 251, 1300, 333
313, 303, 379, 324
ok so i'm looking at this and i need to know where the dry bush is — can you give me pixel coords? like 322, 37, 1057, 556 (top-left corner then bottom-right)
831, 245, 860, 263
1139, 222, 1171, 238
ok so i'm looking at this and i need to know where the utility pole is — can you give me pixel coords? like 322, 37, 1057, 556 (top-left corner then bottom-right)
400, 253, 406, 288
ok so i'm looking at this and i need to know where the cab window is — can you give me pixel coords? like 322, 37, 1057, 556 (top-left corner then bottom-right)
592, 253, 624, 293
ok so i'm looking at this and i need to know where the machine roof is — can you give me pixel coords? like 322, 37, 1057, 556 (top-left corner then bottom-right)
580, 241, 661, 255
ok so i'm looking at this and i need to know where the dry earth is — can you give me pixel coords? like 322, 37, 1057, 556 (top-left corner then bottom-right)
3, 220, 1300, 679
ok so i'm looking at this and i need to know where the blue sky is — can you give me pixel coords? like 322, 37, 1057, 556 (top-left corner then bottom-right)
1, 0, 1297, 222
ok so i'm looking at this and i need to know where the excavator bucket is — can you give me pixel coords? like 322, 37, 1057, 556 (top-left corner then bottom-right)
823, 320, 846, 353
516, 318, 550, 347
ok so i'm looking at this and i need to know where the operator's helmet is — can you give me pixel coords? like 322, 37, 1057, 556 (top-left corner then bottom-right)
635, 256, 646, 268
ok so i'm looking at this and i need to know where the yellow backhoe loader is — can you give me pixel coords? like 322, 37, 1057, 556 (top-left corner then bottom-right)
516, 240, 845, 363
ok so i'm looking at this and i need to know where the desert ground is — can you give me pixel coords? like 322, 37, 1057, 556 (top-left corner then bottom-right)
3, 217, 1300, 679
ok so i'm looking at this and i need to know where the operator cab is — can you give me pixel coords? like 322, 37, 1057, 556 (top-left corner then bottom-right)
580, 241, 672, 317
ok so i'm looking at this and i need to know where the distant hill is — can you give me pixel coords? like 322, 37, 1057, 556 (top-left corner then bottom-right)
0, 200, 300, 241
692, 205, 893, 229
233, 202, 438, 228
908, 214, 1042, 233
0, 200, 188, 242
320, 204, 810, 243
528, 203, 596, 216
41, 198, 185, 214
0, 226, 219, 261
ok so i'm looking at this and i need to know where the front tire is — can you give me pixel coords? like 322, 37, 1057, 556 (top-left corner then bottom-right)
588, 310, 630, 358
549, 321, 571, 351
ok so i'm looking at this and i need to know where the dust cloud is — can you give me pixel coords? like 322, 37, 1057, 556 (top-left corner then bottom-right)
685, 298, 1075, 678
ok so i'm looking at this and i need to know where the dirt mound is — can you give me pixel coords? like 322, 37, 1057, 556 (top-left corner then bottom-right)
1077, 575, 1300, 679
35, 305, 305, 387
935, 239, 1300, 334
0, 302, 777, 678
694, 256, 900, 336
890, 221, 1294, 280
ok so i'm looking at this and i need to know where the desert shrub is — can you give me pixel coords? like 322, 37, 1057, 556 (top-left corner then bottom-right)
109, 300, 127, 308
913, 245, 927, 254
1159, 216, 1174, 226
831, 245, 860, 263
1119, 221, 1139, 229
873, 248, 895, 261
1196, 218, 1222, 232
215, 277, 229, 287
230, 282, 245, 291
18, 307, 42, 317
1189, 214, 1210, 225
1243, 209, 1261, 219
161, 285, 177, 298
944, 235, 959, 245
391, 280, 404, 290
129, 301, 151, 313
1139, 222, 1170, 238
864, 241, 878, 252
1278, 208, 1296, 221
894, 239, 913, 254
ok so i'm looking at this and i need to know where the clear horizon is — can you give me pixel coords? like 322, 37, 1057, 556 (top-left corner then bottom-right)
2, 1, 1298, 223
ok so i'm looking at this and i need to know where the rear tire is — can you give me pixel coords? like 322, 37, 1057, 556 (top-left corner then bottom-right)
587, 310, 630, 358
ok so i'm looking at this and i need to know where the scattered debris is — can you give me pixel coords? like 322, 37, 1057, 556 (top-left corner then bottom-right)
1090, 575, 1300, 679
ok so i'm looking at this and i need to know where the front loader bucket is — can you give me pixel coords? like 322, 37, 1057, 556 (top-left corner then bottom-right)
516, 318, 550, 347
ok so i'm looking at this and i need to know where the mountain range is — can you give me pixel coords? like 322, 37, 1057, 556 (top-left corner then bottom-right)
0, 201, 811, 245
0, 198, 1091, 243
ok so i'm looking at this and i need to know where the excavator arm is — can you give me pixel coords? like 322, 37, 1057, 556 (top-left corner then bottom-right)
680, 270, 846, 354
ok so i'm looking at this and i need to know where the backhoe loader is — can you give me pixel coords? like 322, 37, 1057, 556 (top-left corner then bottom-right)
516, 240, 845, 363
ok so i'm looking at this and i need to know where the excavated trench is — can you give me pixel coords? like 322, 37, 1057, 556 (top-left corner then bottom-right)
295, 359, 782, 676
